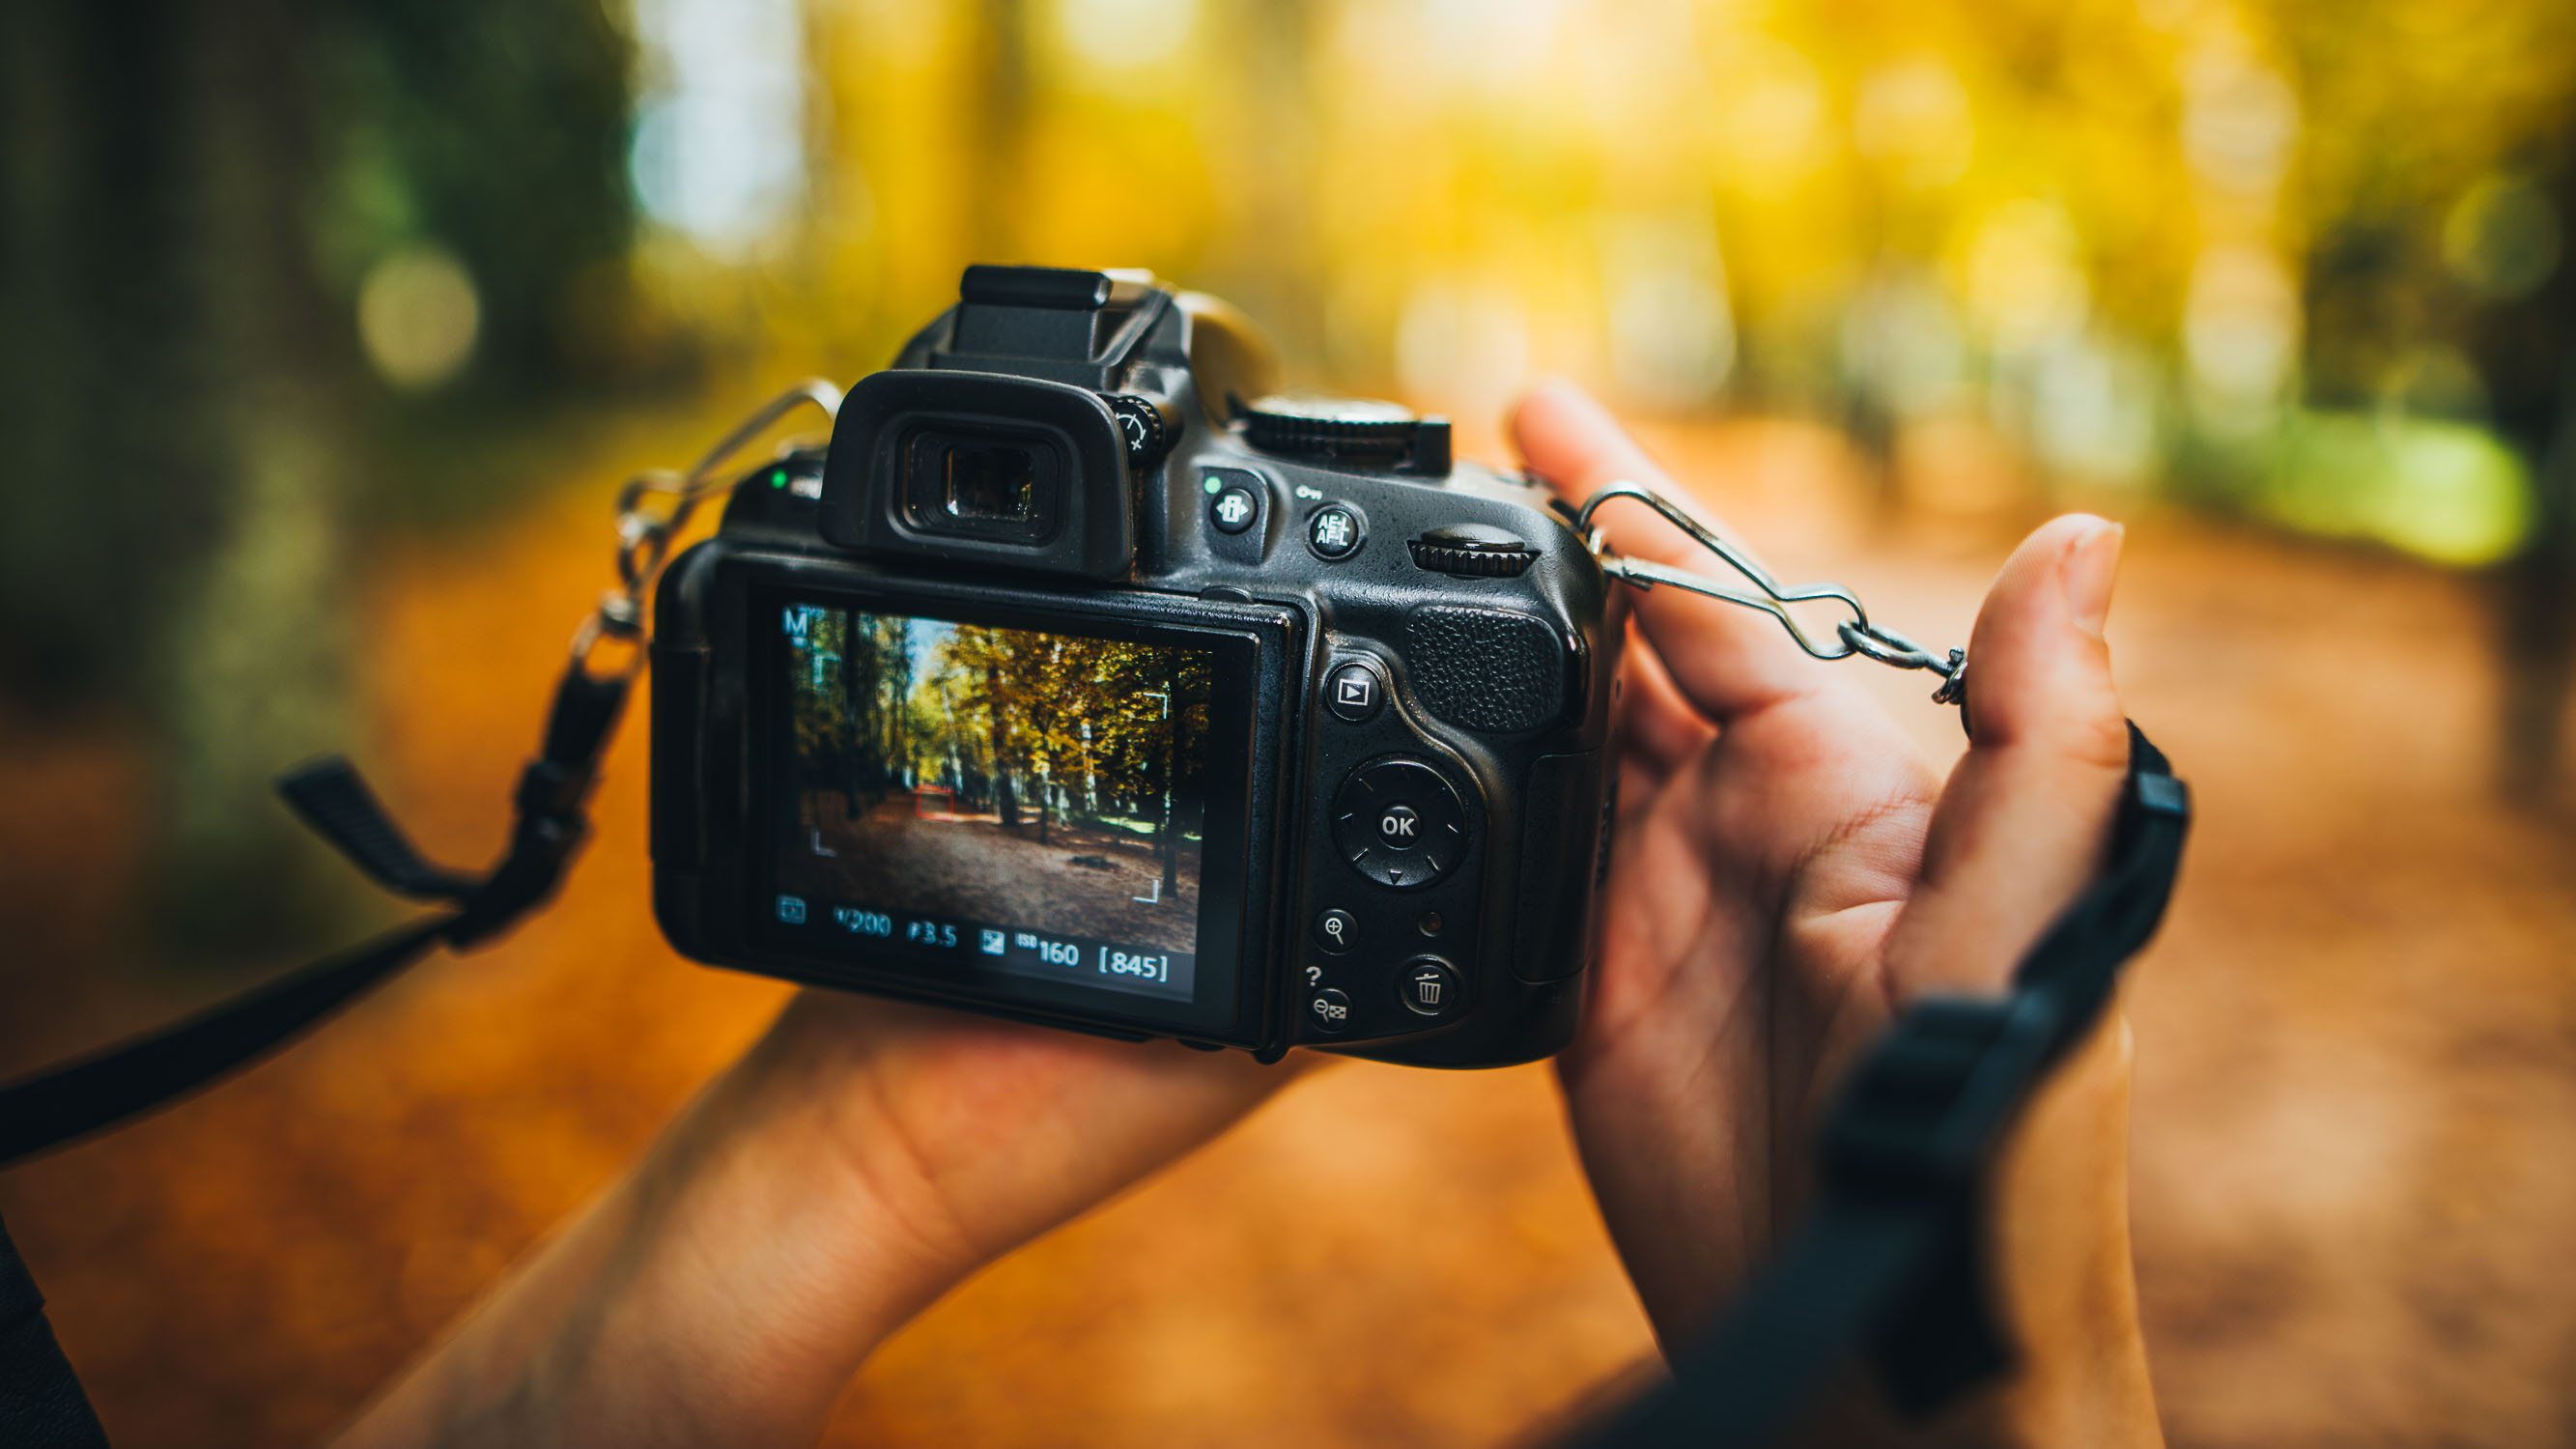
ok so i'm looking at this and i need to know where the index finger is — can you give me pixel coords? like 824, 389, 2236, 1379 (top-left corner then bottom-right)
1510, 378, 1858, 725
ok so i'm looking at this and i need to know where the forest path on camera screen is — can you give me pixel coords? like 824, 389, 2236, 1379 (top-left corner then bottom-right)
774, 604, 1211, 959
785, 792, 1203, 948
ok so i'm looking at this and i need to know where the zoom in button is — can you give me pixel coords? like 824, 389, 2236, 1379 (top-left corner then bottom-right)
1314, 908, 1358, 953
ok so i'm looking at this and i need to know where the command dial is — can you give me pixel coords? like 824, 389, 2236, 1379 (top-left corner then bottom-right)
1240, 395, 1448, 473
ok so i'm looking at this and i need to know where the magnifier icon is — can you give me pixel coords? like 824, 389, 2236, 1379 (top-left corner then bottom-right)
1316, 909, 1355, 953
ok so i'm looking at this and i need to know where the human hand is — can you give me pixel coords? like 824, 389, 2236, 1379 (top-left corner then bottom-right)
333, 992, 1303, 1449
1512, 381, 2159, 1445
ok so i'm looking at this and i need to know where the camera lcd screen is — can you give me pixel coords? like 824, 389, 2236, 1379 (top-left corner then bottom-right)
762, 597, 1224, 1014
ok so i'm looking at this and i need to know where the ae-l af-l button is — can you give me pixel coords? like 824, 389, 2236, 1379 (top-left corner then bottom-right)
1306, 504, 1364, 560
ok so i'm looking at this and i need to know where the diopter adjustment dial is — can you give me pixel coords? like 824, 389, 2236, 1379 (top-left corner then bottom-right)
1103, 393, 1176, 469
1239, 395, 1451, 473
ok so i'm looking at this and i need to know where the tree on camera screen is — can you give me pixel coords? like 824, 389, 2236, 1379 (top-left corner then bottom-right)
771, 602, 1213, 1001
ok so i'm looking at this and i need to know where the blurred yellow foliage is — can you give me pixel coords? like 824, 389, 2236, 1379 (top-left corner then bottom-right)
626, 0, 2576, 559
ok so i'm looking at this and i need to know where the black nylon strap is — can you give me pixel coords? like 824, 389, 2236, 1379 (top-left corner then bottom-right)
0, 920, 451, 1166
0, 663, 627, 1168
1587, 723, 2190, 1448
0, 1213, 108, 1448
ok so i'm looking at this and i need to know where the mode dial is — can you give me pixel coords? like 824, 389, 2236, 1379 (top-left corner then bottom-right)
1239, 395, 1453, 474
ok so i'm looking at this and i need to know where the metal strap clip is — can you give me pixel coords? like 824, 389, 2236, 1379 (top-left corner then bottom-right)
572, 378, 846, 678
1575, 480, 1969, 717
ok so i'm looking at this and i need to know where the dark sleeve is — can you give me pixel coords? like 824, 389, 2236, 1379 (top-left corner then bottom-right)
0, 1211, 110, 1447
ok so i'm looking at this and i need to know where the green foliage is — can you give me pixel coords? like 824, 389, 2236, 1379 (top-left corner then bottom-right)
315, 0, 636, 393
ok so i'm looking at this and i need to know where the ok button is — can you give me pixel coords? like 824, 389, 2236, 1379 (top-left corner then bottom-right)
1330, 755, 1470, 891
1377, 805, 1422, 847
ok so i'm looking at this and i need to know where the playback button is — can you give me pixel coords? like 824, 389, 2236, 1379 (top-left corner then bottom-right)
1323, 661, 1383, 724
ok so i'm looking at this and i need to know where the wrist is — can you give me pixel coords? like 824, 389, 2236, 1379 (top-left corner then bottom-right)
572, 998, 983, 1435
334, 998, 980, 1449
1881, 1012, 2160, 1449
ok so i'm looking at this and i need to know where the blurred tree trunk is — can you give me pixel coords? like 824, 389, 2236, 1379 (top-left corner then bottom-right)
2481, 151, 2576, 802
2494, 393, 2575, 799
0, 0, 361, 965
987, 661, 1019, 827
159, 0, 365, 958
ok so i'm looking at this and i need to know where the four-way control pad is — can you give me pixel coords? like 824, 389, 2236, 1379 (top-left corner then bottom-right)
1331, 756, 1469, 890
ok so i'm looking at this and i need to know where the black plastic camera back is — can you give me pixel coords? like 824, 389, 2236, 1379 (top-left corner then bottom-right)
651, 265, 1622, 1067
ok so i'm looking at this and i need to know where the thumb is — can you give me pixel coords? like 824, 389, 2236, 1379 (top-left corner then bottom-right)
1884, 514, 2132, 998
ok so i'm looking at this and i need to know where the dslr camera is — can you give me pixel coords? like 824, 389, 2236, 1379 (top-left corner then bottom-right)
652, 266, 1620, 1066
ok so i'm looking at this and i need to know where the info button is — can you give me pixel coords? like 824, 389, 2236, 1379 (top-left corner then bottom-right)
1208, 485, 1259, 534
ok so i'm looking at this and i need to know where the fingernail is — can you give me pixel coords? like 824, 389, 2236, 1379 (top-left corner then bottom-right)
2063, 522, 2124, 638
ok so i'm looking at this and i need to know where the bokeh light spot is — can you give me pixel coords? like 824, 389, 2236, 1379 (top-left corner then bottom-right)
1054, 0, 1197, 69
2444, 175, 2563, 300
356, 245, 480, 391
1854, 58, 1974, 189
2185, 245, 2301, 402
628, 0, 807, 254
2183, 51, 2300, 195
2263, 412, 2533, 567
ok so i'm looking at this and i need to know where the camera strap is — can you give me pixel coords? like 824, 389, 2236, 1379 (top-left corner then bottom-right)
0, 383, 845, 1169
0, 662, 630, 1166
1584, 723, 2190, 1447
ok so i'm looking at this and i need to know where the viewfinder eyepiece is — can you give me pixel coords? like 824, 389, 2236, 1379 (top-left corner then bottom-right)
818, 370, 1136, 579
899, 428, 1062, 545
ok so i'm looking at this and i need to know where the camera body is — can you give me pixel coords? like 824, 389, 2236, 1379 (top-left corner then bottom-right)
651, 267, 1620, 1066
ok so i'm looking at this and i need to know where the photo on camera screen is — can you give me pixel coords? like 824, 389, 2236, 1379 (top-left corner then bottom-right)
770, 601, 1213, 1003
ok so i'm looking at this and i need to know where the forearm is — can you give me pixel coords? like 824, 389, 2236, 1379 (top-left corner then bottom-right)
329, 991, 1296, 1449
329, 1007, 963, 1449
